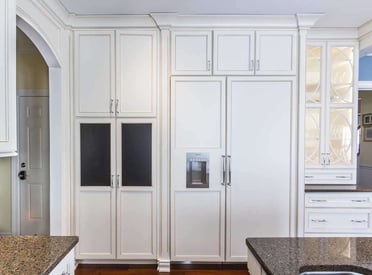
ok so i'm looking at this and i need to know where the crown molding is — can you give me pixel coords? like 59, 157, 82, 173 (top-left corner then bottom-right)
359, 81, 372, 91
296, 14, 323, 29
307, 27, 359, 40
67, 14, 157, 28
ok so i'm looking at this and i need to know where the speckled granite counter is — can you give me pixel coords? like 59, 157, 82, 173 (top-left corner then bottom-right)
0, 236, 78, 275
246, 237, 372, 275
306, 184, 372, 192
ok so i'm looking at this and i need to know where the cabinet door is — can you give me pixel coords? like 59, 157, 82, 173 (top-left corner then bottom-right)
0, 0, 16, 155
171, 31, 212, 75
170, 77, 226, 261
116, 119, 156, 259
74, 31, 115, 117
226, 77, 294, 261
255, 31, 297, 75
213, 31, 254, 75
75, 120, 116, 259
116, 30, 157, 117
326, 45, 356, 168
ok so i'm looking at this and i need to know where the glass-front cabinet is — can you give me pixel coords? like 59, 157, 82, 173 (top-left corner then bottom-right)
305, 42, 357, 184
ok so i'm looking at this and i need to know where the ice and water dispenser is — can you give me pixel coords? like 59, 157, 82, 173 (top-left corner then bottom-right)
186, 153, 209, 188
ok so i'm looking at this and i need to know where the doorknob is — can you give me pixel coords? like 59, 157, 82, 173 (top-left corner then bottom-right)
18, 170, 26, 180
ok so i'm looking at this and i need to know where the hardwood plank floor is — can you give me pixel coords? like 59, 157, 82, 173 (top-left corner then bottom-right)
76, 264, 249, 275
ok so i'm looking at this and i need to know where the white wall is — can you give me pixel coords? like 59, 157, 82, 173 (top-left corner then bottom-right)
0, 158, 11, 233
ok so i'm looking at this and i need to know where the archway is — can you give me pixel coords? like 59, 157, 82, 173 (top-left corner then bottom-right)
13, 16, 63, 235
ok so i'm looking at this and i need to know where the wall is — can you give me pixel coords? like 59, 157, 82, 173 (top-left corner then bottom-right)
359, 56, 372, 81
0, 158, 11, 233
359, 91, 372, 186
0, 28, 48, 233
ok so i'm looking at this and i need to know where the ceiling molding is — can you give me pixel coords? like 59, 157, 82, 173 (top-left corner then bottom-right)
296, 14, 323, 29
67, 14, 157, 28
307, 28, 359, 40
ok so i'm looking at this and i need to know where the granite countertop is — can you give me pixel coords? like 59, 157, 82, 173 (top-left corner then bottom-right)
0, 236, 78, 275
246, 237, 372, 275
305, 184, 372, 192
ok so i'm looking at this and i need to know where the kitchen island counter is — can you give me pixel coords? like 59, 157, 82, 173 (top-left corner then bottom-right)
0, 235, 78, 275
246, 237, 372, 275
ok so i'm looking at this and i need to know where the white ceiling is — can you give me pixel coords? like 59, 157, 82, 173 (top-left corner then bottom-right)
58, 0, 372, 28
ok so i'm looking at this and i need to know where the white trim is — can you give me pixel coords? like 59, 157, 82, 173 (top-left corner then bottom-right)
359, 81, 372, 91
308, 28, 359, 40
67, 15, 157, 28
151, 13, 302, 29
0, 152, 18, 157
157, 259, 171, 272
11, 157, 20, 235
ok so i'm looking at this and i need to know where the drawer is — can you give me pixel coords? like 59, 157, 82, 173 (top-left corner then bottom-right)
305, 169, 355, 185
305, 192, 372, 208
305, 208, 372, 234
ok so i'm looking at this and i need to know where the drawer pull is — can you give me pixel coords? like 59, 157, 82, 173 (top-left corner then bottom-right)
305, 175, 314, 178
351, 199, 367, 203
311, 219, 327, 223
336, 176, 348, 178
351, 219, 368, 223
310, 199, 327, 203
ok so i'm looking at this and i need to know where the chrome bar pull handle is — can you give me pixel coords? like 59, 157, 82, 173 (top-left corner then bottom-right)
256, 60, 260, 71
351, 219, 367, 223
110, 99, 114, 114
311, 219, 327, 223
221, 155, 226, 186
116, 99, 119, 114
207, 60, 211, 71
111, 175, 114, 188
351, 199, 367, 203
116, 175, 120, 188
250, 60, 254, 71
227, 155, 231, 186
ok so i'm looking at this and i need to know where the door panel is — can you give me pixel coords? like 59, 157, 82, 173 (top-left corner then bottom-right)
18, 96, 49, 235
226, 78, 293, 261
171, 77, 226, 261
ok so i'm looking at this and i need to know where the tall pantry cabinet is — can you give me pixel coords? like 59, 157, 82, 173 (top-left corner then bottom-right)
170, 29, 298, 262
74, 29, 158, 259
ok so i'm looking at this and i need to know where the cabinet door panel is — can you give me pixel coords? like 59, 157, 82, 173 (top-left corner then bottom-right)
329, 46, 354, 104
306, 45, 324, 104
170, 77, 226, 261
117, 190, 155, 259
0, 0, 16, 154
226, 78, 293, 261
213, 31, 254, 75
255, 31, 297, 75
75, 31, 115, 116
77, 190, 116, 259
305, 108, 322, 166
171, 32, 212, 75
116, 31, 157, 116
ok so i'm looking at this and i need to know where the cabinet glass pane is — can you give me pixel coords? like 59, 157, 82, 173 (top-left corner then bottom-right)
305, 108, 321, 165
80, 124, 111, 186
122, 124, 152, 186
306, 46, 322, 104
330, 47, 354, 104
329, 108, 352, 165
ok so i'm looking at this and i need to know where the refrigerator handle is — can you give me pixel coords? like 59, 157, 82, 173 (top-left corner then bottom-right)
221, 155, 226, 186
227, 155, 231, 186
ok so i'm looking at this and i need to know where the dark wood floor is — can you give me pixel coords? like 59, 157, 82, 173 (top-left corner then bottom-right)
76, 264, 249, 275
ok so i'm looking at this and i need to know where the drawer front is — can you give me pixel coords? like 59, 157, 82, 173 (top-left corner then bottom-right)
305, 208, 372, 234
305, 192, 372, 208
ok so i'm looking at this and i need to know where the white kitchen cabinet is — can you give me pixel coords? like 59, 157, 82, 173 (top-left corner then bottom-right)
74, 31, 115, 117
304, 192, 372, 236
305, 42, 358, 184
74, 30, 157, 117
213, 31, 255, 75
75, 118, 157, 260
171, 31, 212, 75
247, 248, 267, 275
0, 0, 16, 156
170, 76, 295, 262
116, 30, 157, 117
213, 30, 297, 75
50, 248, 75, 275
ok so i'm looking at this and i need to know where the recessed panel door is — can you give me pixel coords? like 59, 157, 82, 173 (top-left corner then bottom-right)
18, 96, 49, 235
226, 78, 293, 261
171, 77, 226, 261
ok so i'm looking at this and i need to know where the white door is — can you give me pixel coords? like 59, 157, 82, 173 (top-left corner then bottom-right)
171, 77, 226, 261
18, 96, 50, 235
226, 78, 294, 261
